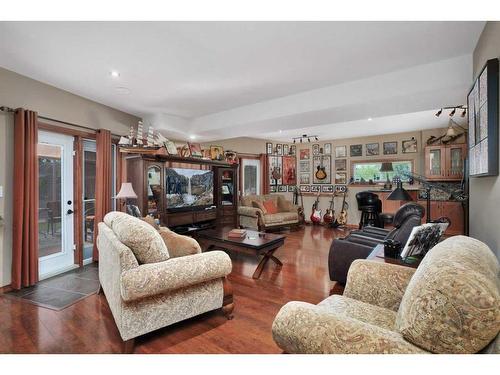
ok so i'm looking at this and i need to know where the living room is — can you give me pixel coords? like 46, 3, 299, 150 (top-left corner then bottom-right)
0, 1, 499, 372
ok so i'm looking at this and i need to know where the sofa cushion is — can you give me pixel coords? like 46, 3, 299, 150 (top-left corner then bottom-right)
103, 211, 170, 264
263, 200, 279, 214
252, 200, 267, 214
319, 295, 397, 331
264, 212, 298, 224
396, 235, 500, 353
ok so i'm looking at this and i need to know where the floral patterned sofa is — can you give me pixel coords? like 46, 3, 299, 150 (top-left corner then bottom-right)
238, 194, 303, 231
272, 235, 500, 354
97, 212, 233, 352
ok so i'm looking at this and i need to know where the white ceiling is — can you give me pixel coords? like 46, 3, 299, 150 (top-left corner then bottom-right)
0, 21, 485, 141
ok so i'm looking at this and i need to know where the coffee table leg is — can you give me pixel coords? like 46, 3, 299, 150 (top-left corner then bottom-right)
252, 248, 282, 279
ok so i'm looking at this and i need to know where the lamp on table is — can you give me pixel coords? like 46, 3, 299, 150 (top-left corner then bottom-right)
379, 162, 394, 190
116, 182, 138, 213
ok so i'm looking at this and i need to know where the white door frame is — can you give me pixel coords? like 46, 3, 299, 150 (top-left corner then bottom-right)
38, 131, 76, 279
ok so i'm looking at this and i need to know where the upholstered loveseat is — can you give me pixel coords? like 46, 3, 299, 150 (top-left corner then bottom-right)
272, 235, 500, 354
97, 212, 233, 352
238, 194, 303, 231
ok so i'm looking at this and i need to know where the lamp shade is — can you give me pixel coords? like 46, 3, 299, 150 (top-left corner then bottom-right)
116, 182, 137, 199
387, 181, 413, 201
379, 162, 394, 172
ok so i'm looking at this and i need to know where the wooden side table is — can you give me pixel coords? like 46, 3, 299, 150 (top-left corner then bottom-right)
367, 244, 422, 268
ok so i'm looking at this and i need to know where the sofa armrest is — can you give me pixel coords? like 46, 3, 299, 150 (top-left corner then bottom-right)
120, 251, 232, 302
238, 206, 263, 218
272, 301, 425, 354
343, 260, 416, 311
158, 227, 201, 258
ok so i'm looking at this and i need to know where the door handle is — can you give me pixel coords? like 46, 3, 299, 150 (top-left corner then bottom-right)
67, 209, 74, 215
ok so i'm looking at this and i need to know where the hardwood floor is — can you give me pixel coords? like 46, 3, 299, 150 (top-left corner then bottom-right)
0, 225, 348, 354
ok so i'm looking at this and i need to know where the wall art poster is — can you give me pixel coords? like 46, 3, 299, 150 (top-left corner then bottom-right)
299, 148, 310, 160
335, 145, 347, 158
282, 155, 297, 185
313, 155, 331, 184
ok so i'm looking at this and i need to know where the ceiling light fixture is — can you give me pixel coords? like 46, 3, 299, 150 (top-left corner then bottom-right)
292, 134, 319, 144
110, 71, 120, 78
367, 118, 373, 121
461, 109, 467, 117
435, 105, 466, 118
449, 108, 456, 117
189, 135, 196, 140
435, 109, 443, 117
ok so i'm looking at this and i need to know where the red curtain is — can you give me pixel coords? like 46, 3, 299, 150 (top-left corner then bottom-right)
11, 109, 39, 289
92, 129, 112, 261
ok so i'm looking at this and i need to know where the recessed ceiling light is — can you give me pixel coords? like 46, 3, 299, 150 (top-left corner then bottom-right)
279, 130, 282, 133
189, 135, 196, 140
110, 71, 120, 78
114, 87, 130, 95
367, 118, 373, 121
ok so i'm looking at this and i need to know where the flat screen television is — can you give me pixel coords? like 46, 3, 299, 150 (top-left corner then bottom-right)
165, 167, 214, 212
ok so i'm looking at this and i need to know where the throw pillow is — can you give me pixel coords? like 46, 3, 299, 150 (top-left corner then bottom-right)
141, 215, 159, 230
252, 200, 267, 214
103, 211, 170, 264
263, 200, 278, 214
158, 227, 201, 258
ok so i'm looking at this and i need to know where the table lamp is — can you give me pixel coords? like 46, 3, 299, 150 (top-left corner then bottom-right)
116, 182, 138, 210
379, 162, 394, 189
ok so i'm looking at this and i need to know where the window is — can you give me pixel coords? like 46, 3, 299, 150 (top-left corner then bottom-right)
352, 160, 413, 183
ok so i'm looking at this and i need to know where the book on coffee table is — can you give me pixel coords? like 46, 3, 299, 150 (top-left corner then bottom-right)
228, 229, 247, 238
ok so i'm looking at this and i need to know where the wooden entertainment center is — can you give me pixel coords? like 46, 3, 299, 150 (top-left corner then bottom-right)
125, 154, 238, 229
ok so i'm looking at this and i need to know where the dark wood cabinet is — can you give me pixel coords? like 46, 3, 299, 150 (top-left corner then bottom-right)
126, 154, 238, 229
424, 144, 467, 181
419, 200, 464, 235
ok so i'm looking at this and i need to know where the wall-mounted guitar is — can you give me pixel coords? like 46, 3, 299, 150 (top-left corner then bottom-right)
315, 155, 327, 181
336, 186, 349, 227
323, 190, 337, 226
310, 192, 322, 225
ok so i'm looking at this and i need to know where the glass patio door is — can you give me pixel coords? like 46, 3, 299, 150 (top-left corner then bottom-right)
38, 131, 75, 278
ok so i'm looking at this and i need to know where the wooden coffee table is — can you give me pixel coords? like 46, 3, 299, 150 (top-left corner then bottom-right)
196, 228, 285, 279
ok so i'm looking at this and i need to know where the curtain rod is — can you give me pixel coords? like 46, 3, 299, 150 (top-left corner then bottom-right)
1, 105, 123, 136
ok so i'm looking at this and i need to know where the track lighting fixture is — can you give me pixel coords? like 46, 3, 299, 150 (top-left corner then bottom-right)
292, 134, 319, 143
435, 105, 466, 118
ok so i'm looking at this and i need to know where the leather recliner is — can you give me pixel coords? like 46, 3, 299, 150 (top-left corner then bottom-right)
328, 202, 425, 285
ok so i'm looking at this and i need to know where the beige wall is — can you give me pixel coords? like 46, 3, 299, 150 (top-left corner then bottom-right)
210, 127, 459, 227
0, 67, 140, 287
470, 21, 500, 259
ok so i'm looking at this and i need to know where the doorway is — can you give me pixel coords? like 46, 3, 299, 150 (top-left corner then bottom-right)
38, 131, 75, 279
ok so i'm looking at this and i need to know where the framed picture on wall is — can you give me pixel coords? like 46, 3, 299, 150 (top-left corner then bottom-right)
290, 145, 297, 156
282, 155, 297, 185
383, 141, 398, 155
165, 140, 178, 155
283, 144, 289, 155
335, 172, 347, 185
266, 142, 273, 155
288, 185, 295, 192
188, 143, 203, 158
324, 143, 332, 154
402, 138, 418, 153
321, 185, 334, 193
335, 145, 347, 158
366, 143, 379, 156
269, 156, 283, 185
312, 144, 320, 155
299, 160, 310, 173
300, 148, 310, 160
335, 158, 347, 171
312, 155, 331, 184
270, 186, 277, 193
278, 185, 288, 192
276, 144, 283, 155
299, 173, 310, 184
299, 185, 310, 192
310, 185, 320, 193
210, 145, 224, 160
350, 144, 363, 157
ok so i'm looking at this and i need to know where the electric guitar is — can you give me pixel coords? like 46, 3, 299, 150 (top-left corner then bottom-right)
336, 189, 349, 226
310, 193, 322, 224
323, 191, 336, 224
294, 186, 305, 224
315, 156, 327, 180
